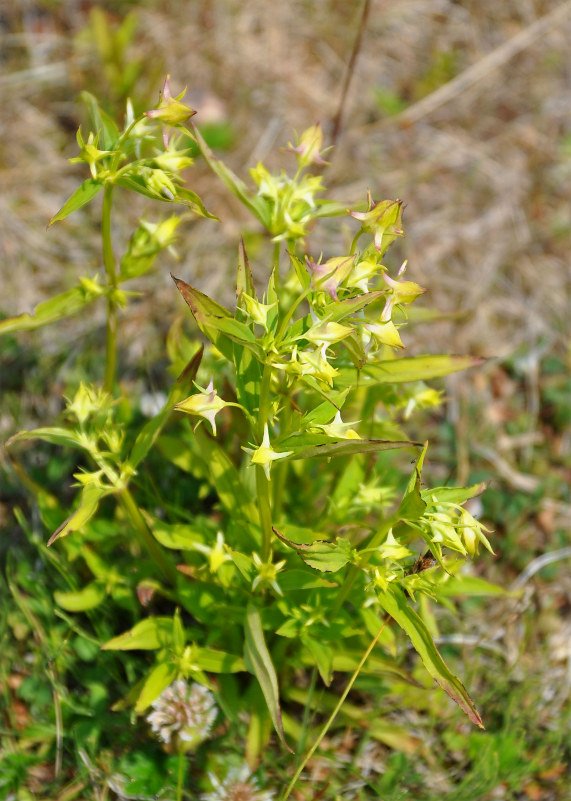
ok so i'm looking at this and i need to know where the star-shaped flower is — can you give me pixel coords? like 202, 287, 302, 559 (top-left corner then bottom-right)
242, 423, 292, 481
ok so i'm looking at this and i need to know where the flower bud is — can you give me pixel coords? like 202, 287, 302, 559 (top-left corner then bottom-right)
306, 255, 354, 301
348, 194, 403, 254
312, 411, 361, 440
175, 379, 227, 435
287, 124, 329, 169
240, 293, 277, 331
145, 75, 197, 126
363, 320, 404, 350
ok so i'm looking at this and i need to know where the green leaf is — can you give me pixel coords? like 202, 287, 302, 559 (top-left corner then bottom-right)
236, 238, 256, 303
191, 123, 271, 228
398, 444, 428, 522
172, 186, 219, 220
173, 275, 264, 361
324, 290, 386, 323
288, 253, 310, 291
135, 661, 178, 713
376, 584, 484, 728
302, 636, 333, 685
421, 482, 487, 505
0, 283, 102, 334
79, 91, 120, 151
128, 346, 203, 470
102, 617, 174, 651
437, 575, 516, 597
301, 390, 349, 426
7, 426, 85, 450
48, 179, 103, 226
244, 604, 292, 752
48, 483, 112, 546
281, 435, 418, 461
54, 581, 107, 612
114, 174, 218, 219
192, 646, 246, 673
273, 528, 354, 573
227, 550, 254, 583
192, 427, 259, 523
278, 570, 338, 592
233, 343, 262, 416
337, 354, 484, 388
145, 515, 205, 550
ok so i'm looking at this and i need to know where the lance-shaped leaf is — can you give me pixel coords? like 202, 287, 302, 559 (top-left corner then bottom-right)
234, 343, 262, 416
115, 174, 218, 220
273, 527, 354, 573
192, 646, 246, 673
48, 483, 113, 546
337, 354, 484, 388
236, 238, 256, 304
376, 584, 484, 728
244, 603, 292, 752
191, 123, 271, 228
302, 390, 350, 426
128, 346, 203, 470
397, 442, 428, 523
324, 290, 386, 323
48, 179, 103, 226
7, 426, 86, 451
421, 481, 487, 505
173, 276, 265, 361
102, 617, 174, 651
0, 282, 102, 334
135, 661, 178, 713
276, 434, 418, 461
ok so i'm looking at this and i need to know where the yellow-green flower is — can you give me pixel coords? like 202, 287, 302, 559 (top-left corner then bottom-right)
348, 193, 403, 254
243, 424, 292, 481
145, 75, 196, 127
175, 379, 227, 435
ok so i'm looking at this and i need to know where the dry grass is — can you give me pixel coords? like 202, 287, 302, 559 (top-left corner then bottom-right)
1, 0, 570, 359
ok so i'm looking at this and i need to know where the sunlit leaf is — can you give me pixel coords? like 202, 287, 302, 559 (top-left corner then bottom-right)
135, 661, 178, 712
48, 483, 113, 546
102, 617, 174, 651
337, 354, 484, 388
0, 283, 102, 334
376, 584, 484, 728
48, 179, 103, 226
54, 581, 107, 612
244, 604, 292, 752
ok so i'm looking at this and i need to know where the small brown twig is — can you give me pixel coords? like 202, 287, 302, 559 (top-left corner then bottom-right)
329, 0, 371, 153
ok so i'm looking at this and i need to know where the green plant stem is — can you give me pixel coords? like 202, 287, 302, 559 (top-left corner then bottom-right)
102, 183, 118, 392
176, 747, 185, 801
272, 400, 292, 520
256, 363, 274, 560
281, 620, 386, 801
256, 466, 274, 562
119, 487, 178, 585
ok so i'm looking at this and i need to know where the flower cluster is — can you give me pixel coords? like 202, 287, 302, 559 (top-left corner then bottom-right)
201, 764, 275, 801
146, 680, 217, 748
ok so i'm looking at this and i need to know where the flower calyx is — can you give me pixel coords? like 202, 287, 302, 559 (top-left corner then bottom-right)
242, 423, 292, 481
174, 379, 228, 435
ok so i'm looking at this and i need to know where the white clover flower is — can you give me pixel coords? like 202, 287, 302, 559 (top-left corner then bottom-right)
201, 764, 275, 801
146, 680, 217, 747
